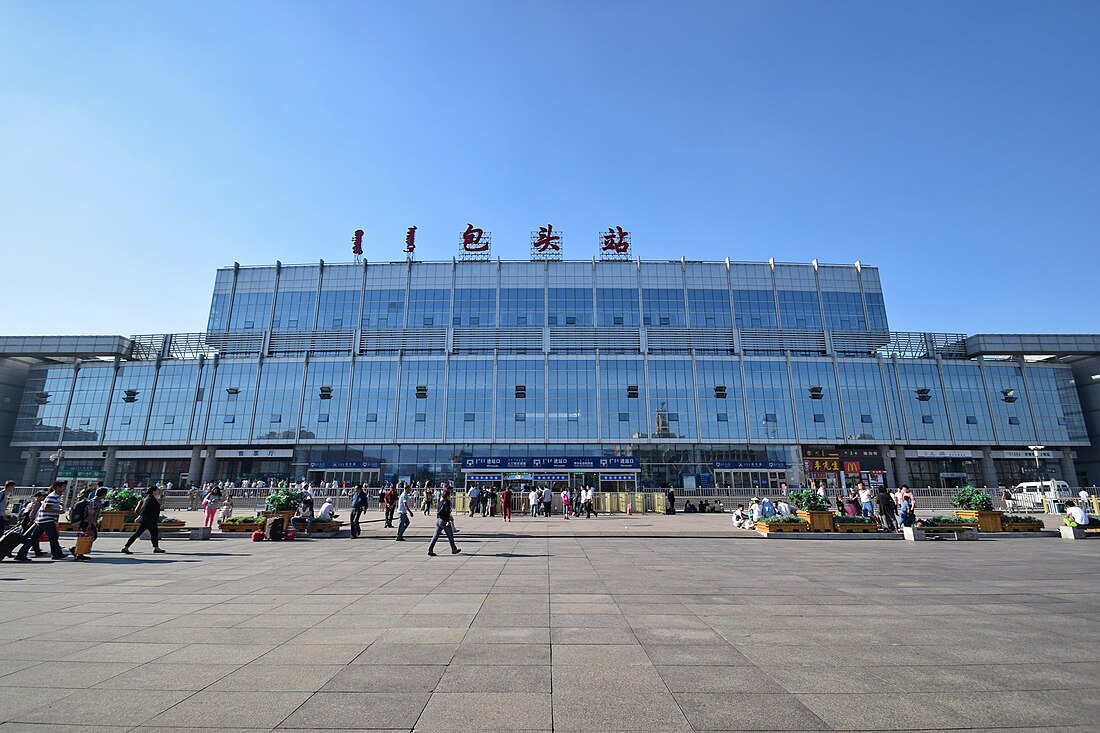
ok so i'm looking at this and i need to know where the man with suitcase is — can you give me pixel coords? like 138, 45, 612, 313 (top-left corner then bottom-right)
13, 481, 67, 562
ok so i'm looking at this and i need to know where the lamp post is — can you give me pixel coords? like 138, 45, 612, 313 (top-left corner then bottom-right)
48, 448, 65, 483
1028, 445, 1052, 508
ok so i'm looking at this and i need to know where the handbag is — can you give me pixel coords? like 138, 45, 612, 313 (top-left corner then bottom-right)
74, 531, 95, 556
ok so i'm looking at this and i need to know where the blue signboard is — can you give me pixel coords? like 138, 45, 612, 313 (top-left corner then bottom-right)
308, 461, 381, 470
713, 461, 788, 470
462, 456, 639, 470
600, 474, 636, 482
532, 474, 569, 481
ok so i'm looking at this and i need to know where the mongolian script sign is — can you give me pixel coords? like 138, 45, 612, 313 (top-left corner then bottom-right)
404, 226, 417, 255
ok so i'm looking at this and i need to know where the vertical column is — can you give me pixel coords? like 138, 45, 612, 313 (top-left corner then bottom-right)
786, 446, 804, 486
187, 447, 203, 489
22, 449, 41, 486
980, 448, 999, 489
893, 447, 910, 485
1059, 451, 1078, 486
293, 446, 311, 484
103, 447, 119, 487
878, 445, 896, 487
200, 447, 218, 485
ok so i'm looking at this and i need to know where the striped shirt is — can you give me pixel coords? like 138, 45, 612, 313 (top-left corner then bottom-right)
35, 493, 63, 524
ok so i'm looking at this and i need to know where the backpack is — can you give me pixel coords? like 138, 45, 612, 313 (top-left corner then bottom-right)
68, 499, 89, 526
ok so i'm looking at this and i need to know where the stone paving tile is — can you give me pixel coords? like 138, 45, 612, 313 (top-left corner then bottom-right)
437, 664, 551, 692
674, 692, 829, 731
0, 661, 137, 689
278, 692, 430, 729
92, 662, 241, 690
216, 663, 344, 691
451, 642, 550, 666
351, 642, 459, 666
16, 689, 192, 727
415, 692, 552, 731
656, 664, 785, 693
147, 690, 312, 729
155, 642, 278, 665
321, 664, 446, 693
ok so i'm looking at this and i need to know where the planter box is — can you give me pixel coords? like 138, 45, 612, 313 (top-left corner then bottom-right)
833, 521, 879, 533
755, 521, 809, 533
1001, 522, 1043, 533
796, 510, 835, 532
220, 523, 264, 533
954, 509, 1003, 533
99, 511, 129, 531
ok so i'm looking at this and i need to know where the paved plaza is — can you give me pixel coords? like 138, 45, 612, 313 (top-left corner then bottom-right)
1, 516, 1098, 732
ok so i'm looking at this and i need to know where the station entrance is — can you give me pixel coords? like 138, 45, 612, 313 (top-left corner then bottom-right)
306, 467, 381, 487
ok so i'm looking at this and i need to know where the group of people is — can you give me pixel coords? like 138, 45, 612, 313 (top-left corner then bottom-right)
1, 479, 168, 561
728, 481, 919, 531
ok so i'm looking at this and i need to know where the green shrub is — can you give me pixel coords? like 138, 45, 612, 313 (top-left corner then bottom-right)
760, 514, 807, 525
787, 489, 830, 512
106, 488, 142, 512
221, 514, 265, 525
1002, 514, 1042, 524
158, 515, 184, 524
266, 487, 301, 511
952, 486, 994, 511
922, 514, 976, 525
834, 515, 877, 524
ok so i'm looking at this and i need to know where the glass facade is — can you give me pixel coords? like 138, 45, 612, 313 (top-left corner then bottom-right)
9, 258, 1090, 488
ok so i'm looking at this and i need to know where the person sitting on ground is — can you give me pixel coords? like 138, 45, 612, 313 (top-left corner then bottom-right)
317, 497, 337, 522
759, 496, 777, 519
1064, 500, 1090, 527
749, 497, 763, 523
684, 501, 696, 513
775, 498, 792, 517
732, 504, 750, 528
843, 497, 860, 517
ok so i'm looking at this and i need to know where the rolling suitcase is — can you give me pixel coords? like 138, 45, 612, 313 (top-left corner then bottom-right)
0, 527, 26, 561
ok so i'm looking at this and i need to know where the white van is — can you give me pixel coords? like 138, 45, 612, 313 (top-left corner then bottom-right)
1012, 481, 1070, 503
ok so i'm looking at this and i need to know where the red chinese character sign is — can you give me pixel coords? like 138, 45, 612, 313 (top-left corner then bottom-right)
599, 226, 630, 260
459, 223, 490, 261
404, 226, 417, 257
531, 224, 562, 260
351, 229, 364, 262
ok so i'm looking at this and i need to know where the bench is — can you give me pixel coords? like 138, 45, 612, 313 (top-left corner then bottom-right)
903, 526, 978, 541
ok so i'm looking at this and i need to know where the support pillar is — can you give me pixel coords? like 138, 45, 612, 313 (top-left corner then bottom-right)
893, 447, 910, 486
22, 449, 41, 486
200, 447, 218, 486
186, 447, 203, 489
980, 448, 999, 489
786, 446, 804, 487
879, 445, 896, 488
1059, 451, 1079, 486
103, 447, 118, 487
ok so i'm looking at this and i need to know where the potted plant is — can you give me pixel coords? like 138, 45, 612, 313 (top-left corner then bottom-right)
265, 487, 301, 526
159, 514, 185, 527
755, 513, 809, 534
219, 514, 266, 533
1000, 514, 1043, 532
833, 515, 879, 533
787, 489, 835, 531
952, 486, 1003, 532
102, 487, 142, 531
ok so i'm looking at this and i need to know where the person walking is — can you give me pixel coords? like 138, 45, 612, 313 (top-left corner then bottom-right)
201, 486, 222, 528
585, 486, 598, 518
876, 485, 898, 532
396, 485, 412, 541
350, 485, 367, 538
528, 486, 540, 517
561, 488, 571, 519
16, 490, 46, 557
542, 485, 553, 518
1002, 486, 1015, 513
121, 486, 166, 555
14, 481, 67, 562
383, 485, 398, 528
70, 486, 108, 560
857, 481, 875, 518
501, 485, 512, 522
0, 480, 12, 535
427, 489, 462, 557
666, 488, 676, 515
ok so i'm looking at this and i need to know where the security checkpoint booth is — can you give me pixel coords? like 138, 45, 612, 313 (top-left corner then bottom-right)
460, 457, 640, 513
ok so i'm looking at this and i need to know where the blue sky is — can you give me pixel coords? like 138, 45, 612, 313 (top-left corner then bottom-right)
1, 0, 1097, 336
